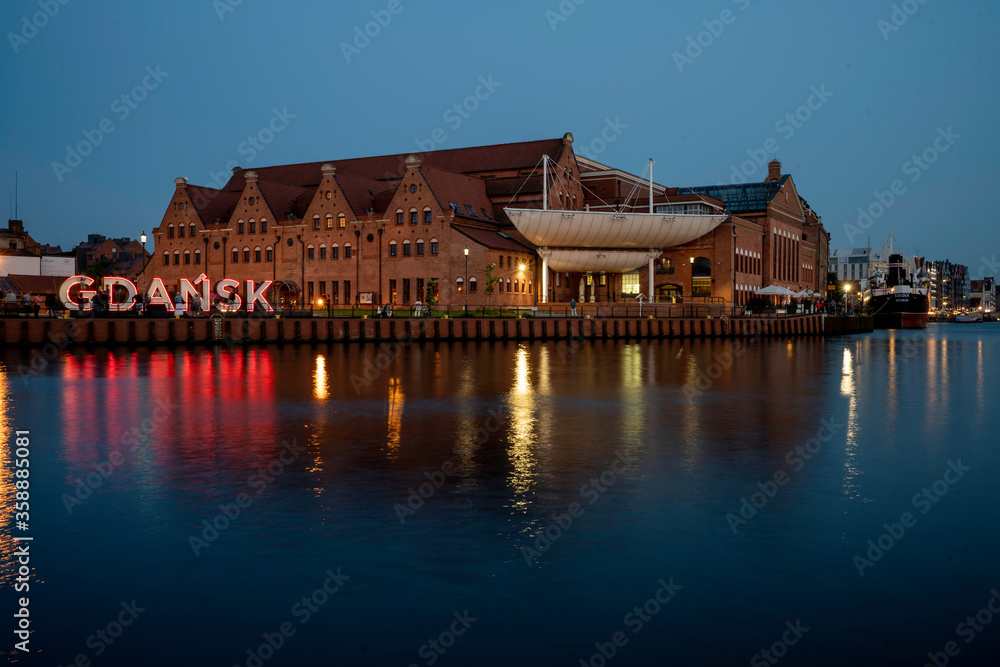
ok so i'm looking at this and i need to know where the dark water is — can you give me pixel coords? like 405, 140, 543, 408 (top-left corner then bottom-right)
2, 324, 999, 666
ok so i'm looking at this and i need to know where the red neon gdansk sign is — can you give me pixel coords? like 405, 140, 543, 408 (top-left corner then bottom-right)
58, 273, 274, 312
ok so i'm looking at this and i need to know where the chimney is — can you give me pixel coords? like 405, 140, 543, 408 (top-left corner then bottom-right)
231, 166, 242, 175
767, 160, 782, 182
563, 132, 574, 145
174, 176, 188, 191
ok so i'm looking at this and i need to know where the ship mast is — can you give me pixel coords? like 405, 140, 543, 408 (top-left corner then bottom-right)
542, 155, 548, 211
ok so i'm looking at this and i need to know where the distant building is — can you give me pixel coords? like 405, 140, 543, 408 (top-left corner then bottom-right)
0, 219, 76, 282
830, 247, 885, 285
969, 277, 995, 314
73, 233, 151, 285
915, 258, 969, 311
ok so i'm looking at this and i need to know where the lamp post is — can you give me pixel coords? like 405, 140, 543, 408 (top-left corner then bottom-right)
139, 231, 147, 295
297, 234, 304, 308
353, 227, 361, 306
273, 234, 280, 307
377, 226, 383, 306
464, 247, 469, 314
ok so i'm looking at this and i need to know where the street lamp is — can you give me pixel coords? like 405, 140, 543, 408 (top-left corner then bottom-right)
464, 247, 469, 314
139, 231, 147, 295
353, 226, 361, 307
377, 226, 383, 306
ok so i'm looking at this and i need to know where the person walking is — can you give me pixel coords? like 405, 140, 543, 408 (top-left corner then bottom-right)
570, 298, 577, 316
32, 293, 41, 317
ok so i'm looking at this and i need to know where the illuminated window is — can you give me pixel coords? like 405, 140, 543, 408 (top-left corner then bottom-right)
622, 272, 640, 295
325, 214, 333, 230
338, 214, 346, 228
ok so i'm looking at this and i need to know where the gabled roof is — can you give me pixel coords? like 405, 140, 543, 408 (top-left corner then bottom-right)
186, 185, 241, 226
680, 176, 790, 213
220, 138, 567, 191
420, 166, 494, 222
256, 180, 314, 221
452, 225, 533, 253
7, 274, 64, 294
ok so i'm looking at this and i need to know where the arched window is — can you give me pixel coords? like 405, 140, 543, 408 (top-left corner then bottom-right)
389, 240, 397, 257
238, 220, 245, 234
469, 276, 478, 293
254, 247, 262, 262
266, 246, 273, 262
243, 247, 250, 263
163, 251, 169, 266
319, 244, 327, 260
344, 243, 352, 259
307, 244, 315, 260
430, 238, 439, 255
313, 215, 321, 230
249, 219, 256, 234
528, 281, 533, 294
505, 278, 511, 292
416, 239, 425, 256
183, 250, 190, 264
173, 251, 180, 265
325, 214, 333, 230
168, 224, 175, 238
261, 218, 268, 233
403, 240, 411, 256
232, 248, 239, 264
409, 208, 418, 224
456, 277, 464, 292
423, 207, 432, 223
179, 225, 185, 238
331, 243, 339, 259
396, 209, 404, 225
194, 249, 201, 265
338, 213, 346, 229
190, 223, 196, 237
692, 257, 712, 277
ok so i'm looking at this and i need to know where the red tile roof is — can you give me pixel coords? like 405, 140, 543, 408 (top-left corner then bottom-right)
256, 180, 314, 221
186, 185, 241, 226
452, 225, 533, 253
420, 166, 494, 222
7, 274, 65, 294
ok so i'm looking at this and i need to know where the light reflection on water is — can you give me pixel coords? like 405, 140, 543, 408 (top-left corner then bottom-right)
1, 325, 998, 666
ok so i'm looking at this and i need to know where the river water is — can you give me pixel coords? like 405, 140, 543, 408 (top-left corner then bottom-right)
1, 324, 998, 666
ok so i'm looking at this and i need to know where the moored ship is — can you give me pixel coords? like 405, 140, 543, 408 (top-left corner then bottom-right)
863, 252, 930, 329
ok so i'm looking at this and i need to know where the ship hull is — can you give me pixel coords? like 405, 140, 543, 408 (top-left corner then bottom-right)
868, 293, 930, 329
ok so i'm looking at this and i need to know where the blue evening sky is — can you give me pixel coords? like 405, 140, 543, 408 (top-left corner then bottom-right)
2, 0, 997, 276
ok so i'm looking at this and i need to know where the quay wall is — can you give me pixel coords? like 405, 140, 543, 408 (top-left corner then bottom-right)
0, 314, 872, 348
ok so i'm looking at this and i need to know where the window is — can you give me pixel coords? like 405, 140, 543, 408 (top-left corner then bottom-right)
332, 244, 339, 259
163, 251, 169, 266
389, 241, 397, 257
345, 243, 352, 259
261, 219, 268, 233
507, 256, 512, 268
319, 245, 327, 260
238, 221, 245, 234
506, 278, 511, 292
338, 214, 346, 228
195, 249, 201, 265
243, 248, 250, 263
403, 240, 411, 256
622, 273, 640, 295
266, 247, 273, 262
173, 251, 180, 265
410, 209, 418, 224
248, 197, 255, 205
248, 220, 255, 234
232, 248, 239, 264
179, 225, 185, 238
456, 277, 464, 292
465, 205, 477, 217
692, 257, 712, 277
396, 210, 404, 225
470, 277, 477, 293
416, 240, 424, 256
513, 279, 519, 293
480, 207, 491, 220
430, 238, 439, 255
190, 223, 196, 237
255, 248, 262, 262
424, 208, 432, 223
528, 281, 533, 294
308, 246, 315, 260
314, 216, 321, 230
168, 225, 175, 238
449, 202, 460, 213
184, 250, 190, 264
326, 215, 333, 230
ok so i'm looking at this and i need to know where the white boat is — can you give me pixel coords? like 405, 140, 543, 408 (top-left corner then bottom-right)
954, 312, 983, 323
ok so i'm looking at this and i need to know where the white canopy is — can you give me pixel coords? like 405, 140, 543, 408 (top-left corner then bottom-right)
755, 285, 796, 296
794, 289, 819, 298
504, 208, 727, 249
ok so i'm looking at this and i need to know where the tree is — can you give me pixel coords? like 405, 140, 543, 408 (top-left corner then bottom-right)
827, 271, 844, 302
425, 279, 438, 305
483, 263, 501, 309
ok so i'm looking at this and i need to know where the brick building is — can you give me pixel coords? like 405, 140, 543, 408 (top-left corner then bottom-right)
152, 138, 829, 307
